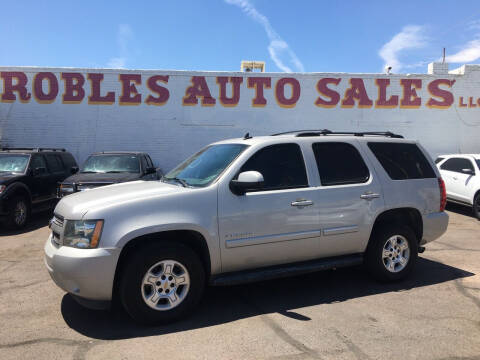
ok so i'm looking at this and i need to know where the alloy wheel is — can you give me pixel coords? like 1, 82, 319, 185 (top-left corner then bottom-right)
141, 259, 191, 311
382, 235, 410, 273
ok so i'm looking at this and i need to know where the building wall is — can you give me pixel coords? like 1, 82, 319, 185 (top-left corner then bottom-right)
0, 65, 479, 171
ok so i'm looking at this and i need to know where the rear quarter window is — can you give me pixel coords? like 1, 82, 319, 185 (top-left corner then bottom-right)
368, 142, 436, 180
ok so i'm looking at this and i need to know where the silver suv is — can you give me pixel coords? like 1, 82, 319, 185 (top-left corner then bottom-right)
45, 130, 449, 324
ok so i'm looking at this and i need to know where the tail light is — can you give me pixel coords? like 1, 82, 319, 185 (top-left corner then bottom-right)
438, 178, 447, 212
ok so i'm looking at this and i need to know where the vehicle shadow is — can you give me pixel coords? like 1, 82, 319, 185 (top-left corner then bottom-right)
0, 209, 52, 236
61, 257, 474, 340
446, 202, 477, 219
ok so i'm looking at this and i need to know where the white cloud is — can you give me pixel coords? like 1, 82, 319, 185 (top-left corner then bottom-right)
107, 24, 133, 69
379, 25, 426, 72
107, 57, 126, 68
225, 0, 304, 72
445, 39, 480, 63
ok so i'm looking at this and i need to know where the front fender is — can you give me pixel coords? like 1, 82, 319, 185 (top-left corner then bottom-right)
2, 182, 32, 203
118, 222, 212, 248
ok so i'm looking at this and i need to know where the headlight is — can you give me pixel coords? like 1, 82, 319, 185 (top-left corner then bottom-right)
60, 184, 74, 193
63, 220, 103, 249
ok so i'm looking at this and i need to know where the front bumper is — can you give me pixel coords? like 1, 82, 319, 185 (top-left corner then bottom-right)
420, 211, 449, 245
44, 234, 121, 301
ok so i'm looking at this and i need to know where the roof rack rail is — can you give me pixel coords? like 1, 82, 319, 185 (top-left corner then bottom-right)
0, 147, 66, 152
271, 129, 332, 136
271, 129, 403, 139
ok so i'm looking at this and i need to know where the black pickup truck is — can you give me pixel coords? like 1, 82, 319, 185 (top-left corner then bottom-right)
58, 151, 162, 197
0, 148, 78, 229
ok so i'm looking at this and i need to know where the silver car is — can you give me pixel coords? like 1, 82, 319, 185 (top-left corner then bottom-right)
45, 130, 449, 324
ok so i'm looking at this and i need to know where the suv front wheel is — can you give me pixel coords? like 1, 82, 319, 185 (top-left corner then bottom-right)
120, 241, 205, 324
365, 225, 418, 282
7, 196, 30, 229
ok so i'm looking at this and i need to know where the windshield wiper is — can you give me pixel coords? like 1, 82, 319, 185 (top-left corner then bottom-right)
81, 171, 101, 174
164, 177, 188, 187
105, 171, 124, 173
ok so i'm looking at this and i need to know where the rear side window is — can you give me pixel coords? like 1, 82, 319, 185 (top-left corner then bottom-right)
30, 155, 47, 171
440, 158, 475, 173
312, 142, 370, 186
240, 143, 308, 190
435, 157, 445, 164
368, 142, 436, 180
45, 154, 64, 173
61, 153, 77, 168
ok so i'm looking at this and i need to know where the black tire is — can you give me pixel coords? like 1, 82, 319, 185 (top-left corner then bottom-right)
365, 225, 418, 282
473, 193, 480, 220
119, 241, 205, 324
7, 196, 30, 229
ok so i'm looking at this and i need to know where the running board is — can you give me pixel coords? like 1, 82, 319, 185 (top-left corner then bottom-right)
210, 253, 364, 286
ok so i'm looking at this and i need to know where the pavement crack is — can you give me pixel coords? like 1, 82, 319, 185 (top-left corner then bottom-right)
234, 288, 322, 359
0, 279, 50, 294
331, 328, 371, 360
0, 337, 102, 360
454, 279, 480, 311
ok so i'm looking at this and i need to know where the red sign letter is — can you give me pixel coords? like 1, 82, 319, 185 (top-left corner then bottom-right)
88, 73, 115, 104
400, 79, 422, 108
247, 77, 271, 107
33, 72, 59, 104
183, 76, 216, 106
217, 77, 242, 107
315, 78, 341, 108
1, 72, 31, 103
275, 78, 300, 108
146, 75, 169, 106
375, 79, 398, 108
61, 73, 85, 103
119, 74, 141, 105
426, 79, 455, 109
341, 78, 372, 108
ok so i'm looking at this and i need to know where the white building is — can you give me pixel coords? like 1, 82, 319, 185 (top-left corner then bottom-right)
0, 62, 479, 171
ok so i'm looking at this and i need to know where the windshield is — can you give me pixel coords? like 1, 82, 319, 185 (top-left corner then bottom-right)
81, 155, 140, 173
164, 144, 248, 187
476, 160, 480, 169
0, 154, 30, 173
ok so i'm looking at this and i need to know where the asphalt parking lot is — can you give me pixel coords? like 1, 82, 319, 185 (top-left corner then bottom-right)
0, 205, 479, 360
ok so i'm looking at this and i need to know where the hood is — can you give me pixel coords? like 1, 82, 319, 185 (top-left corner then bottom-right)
63, 172, 141, 185
55, 180, 189, 219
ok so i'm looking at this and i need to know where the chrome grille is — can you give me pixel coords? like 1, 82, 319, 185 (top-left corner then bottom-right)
52, 213, 64, 227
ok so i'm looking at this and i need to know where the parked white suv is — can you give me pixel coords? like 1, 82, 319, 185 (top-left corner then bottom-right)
435, 154, 480, 219
45, 130, 449, 324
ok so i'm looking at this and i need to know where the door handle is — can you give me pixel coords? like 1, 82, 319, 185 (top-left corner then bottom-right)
360, 192, 381, 201
291, 199, 313, 207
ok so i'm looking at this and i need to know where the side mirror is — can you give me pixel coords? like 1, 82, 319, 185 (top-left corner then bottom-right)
145, 167, 156, 175
33, 167, 47, 176
461, 168, 475, 176
71, 166, 79, 174
230, 171, 264, 195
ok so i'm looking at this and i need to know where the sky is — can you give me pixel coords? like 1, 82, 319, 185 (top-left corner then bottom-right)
2, 0, 480, 74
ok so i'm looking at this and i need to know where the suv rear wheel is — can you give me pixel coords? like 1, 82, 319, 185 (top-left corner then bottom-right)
365, 225, 418, 282
119, 241, 205, 324
7, 196, 30, 229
